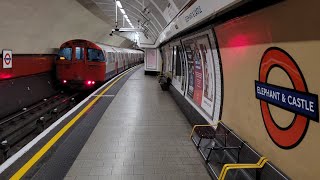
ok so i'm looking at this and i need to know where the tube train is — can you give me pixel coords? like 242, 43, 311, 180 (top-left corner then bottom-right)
56, 39, 144, 89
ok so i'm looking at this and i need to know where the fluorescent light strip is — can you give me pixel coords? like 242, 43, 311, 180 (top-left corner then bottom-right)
120, 8, 125, 14
114, 2, 134, 29
116, 1, 122, 8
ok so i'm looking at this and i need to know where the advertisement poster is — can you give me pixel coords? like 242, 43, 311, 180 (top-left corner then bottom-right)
173, 46, 177, 79
183, 34, 216, 116
146, 49, 157, 70
197, 36, 215, 115
160, 47, 167, 72
171, 45, 187, 95
193, 45, 203, 105
179, 46, 186, 92
166, 46, 173, 75
184, 44, 195, 98
163, 3, 179, 23
184, 40, 203, 106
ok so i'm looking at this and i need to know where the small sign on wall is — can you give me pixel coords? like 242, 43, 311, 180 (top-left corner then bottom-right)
3, 49, 12, 69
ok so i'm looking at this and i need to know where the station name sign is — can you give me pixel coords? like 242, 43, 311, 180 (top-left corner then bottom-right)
255, 81, 318, 120
185, 6, 202, 23
256, 47, 319, 149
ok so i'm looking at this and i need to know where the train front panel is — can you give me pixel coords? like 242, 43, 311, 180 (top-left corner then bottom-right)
56, 40, 106, 88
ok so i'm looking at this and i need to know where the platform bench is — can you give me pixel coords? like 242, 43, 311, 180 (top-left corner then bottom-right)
190, 122, 290, 180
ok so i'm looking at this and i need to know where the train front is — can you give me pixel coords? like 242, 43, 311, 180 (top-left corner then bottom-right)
56, 40, 106, 89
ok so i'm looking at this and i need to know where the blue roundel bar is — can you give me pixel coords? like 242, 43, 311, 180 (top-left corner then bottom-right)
255, 81, 319, 121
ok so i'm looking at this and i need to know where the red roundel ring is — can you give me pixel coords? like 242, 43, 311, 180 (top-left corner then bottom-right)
4, 53, 11, 65
259, 47, 309, 149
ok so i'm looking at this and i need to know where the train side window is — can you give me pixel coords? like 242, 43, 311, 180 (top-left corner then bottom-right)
75, 47, 84, 60
107, 52, 113, 63
87, 48, 105, 62
58, 48, 72, 60
113, 53, 116, 63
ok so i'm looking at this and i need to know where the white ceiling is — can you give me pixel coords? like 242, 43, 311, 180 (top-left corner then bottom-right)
92, 0, 190, 43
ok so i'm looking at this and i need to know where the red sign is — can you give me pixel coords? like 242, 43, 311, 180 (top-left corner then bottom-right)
258, 47, 315, 149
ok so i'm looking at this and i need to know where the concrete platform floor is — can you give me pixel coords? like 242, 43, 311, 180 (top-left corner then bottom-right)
65, 67, 211, 180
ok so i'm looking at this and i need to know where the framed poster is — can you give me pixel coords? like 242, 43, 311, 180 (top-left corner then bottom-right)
182, 30, 222, 121
170, 41, 187, 95
184, 43, 195, 98
146, 48, 157, 70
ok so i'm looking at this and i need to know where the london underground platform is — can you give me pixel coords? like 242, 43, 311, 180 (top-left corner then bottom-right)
30, 66, 211, 180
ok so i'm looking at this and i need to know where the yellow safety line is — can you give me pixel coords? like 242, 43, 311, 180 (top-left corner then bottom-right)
10, 67, 136, 180
189, 121, 221, 139
218, 157, 268, 180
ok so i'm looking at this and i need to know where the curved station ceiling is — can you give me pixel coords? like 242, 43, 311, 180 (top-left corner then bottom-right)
82, 0, 190, 46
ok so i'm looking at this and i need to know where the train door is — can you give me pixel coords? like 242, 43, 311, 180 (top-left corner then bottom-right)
106, 51, 114, 80
123, 51, 127, 70
118, 50, 122, 73
72, 46, 85, 80
128, 52, 131, 68
121, 52, 125, 72
124, 53, 127, 70
127, 52, 130, 68
115, 52, 119, 75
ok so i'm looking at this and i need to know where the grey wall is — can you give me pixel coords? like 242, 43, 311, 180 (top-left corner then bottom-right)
0, 0, 128, 54
0, 73, 58, 119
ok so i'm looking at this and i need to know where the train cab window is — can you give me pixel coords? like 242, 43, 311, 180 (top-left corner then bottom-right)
58, 48, 72, 60
87, 48, 105, 62
75, 47, 84, 60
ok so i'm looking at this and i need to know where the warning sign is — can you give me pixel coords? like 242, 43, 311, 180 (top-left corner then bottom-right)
3, 50, 12, 69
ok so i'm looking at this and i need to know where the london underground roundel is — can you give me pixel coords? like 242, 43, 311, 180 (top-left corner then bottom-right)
255, 47, 319, 149
4, 53, 11, 65
2, 49, 12, 69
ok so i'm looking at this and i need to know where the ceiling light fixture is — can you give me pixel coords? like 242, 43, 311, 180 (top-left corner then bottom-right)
124, 15, 128, 19
120, 8, 125, 14
116, 1, 122, 8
